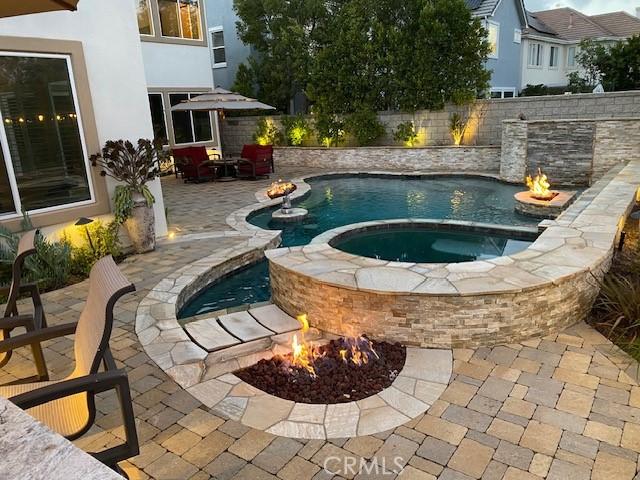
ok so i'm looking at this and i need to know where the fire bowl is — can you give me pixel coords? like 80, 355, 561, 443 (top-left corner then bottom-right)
267, 182, 297, 200
514, 190, 577, 219
235, 338, 406, 404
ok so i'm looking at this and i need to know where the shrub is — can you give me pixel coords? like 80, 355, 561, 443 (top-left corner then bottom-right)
449, 112, 467, 145
281, 115, 311, 146
314, 112, 345, 147
345, 108, 385, 146
393, 121, 419, 147
67, 221, 122, 277
253, 118, 283, 146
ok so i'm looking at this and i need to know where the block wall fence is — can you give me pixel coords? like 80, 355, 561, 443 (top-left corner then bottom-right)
221, 90, 640, 153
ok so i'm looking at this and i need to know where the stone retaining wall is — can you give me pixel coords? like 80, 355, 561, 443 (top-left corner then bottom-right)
222, 90, 640, 152
274, 146, 501, 173
267, 160, 640, 348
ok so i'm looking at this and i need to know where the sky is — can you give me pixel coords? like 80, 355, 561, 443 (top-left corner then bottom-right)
525, 0, 637, 15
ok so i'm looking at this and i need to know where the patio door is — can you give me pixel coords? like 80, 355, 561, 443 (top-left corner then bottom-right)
0, 51, 93, 220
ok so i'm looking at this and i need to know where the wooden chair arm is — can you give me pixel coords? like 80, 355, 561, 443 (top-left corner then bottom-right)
0, 323, 76, 354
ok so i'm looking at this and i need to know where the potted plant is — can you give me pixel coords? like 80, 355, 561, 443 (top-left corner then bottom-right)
90, 139, 166, 253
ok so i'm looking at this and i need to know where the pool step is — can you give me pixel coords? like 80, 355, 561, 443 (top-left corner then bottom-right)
185, 304, 303, 355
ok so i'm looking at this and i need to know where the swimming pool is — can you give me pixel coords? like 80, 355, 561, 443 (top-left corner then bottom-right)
179, 174, 538, 319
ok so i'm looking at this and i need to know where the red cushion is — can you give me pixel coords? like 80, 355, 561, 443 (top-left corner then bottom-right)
241, 144, 259, 161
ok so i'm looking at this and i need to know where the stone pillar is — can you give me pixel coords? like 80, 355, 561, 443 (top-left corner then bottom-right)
500, 120, 528, 183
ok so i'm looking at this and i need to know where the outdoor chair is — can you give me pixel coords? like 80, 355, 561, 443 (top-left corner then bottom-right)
173, 146, 218, 183
0, 256, 139, 473
237, 144, 274, 179
0, 229, 48, 381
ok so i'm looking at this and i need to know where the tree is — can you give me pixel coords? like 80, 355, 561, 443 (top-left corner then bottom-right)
572, 36, 640, 92
231, 62, 256, 98
307, 0, 490, 114
233, 0, 330, 112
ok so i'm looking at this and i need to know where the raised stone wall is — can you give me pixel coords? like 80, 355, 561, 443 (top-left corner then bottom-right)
499, 118, 640, 186
527, 121, 595, 187
274, 146, 501, 173
222, 90, 640, 153
266, 160, 640, 348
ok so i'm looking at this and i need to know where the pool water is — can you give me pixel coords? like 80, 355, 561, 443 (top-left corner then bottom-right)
179, 175, 538, 319
179, 260, 271, 319
249, 175, 538, 247
334, 228, 534, 263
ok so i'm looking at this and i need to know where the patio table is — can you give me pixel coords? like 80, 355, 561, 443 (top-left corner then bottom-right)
212, 157, 238, 182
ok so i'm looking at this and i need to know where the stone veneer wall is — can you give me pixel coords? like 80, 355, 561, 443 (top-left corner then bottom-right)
500, 118, 640, 186
222, 90, 640, 153
273, 146, 501, 173
268, 257, 608, 349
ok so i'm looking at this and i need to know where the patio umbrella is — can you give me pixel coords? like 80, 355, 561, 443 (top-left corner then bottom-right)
171, 87, 276, 174
171, 87, 276, 113
0, 0, 79, 18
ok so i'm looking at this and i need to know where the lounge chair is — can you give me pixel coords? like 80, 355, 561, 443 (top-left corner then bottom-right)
0, 256, 139, 473
237, 144, 274, 179
173, 146, 218, 183
0, 229, 48, 381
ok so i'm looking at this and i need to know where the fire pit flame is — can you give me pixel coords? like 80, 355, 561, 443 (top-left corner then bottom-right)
288, 314, 379, 378
267, 180, 296, 199
526, 169, 554, 201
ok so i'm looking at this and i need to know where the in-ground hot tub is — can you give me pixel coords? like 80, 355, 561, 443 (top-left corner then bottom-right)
326, 221, 537, 264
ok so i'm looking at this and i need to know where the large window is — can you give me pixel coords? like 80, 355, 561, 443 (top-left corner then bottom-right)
528, 43, 543, 67
148, 94, 168, 144
136, 0, 153, 35
567, 46, 577, 68
0, 53, 92, 217
487, 21, 499, 59
158, 0, 201, 39
211, 27, 226, 67
169, 93, 213, 144
549, 46, 559, 68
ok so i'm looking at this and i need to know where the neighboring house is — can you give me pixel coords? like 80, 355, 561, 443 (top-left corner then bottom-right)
0, 0, 167, 236
466, 0, 529, 98
203, 0, 253, 91
521, 8, 640, 89
135, 0, 221, 152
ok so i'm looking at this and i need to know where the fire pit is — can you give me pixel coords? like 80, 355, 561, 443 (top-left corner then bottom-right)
267, 180, 297, 199
268, 180, 309, 222
235, 315, 406, 404
514, 169, 576, 219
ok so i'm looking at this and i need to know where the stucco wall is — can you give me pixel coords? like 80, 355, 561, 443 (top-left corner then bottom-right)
0, 0, 167, 236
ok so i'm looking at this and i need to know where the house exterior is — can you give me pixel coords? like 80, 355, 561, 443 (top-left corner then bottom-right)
0, 0, 167, 236
203, 0, 253, 91
135, 0, 221, 152
466, 0, 529, 98
521, 8, 640, 90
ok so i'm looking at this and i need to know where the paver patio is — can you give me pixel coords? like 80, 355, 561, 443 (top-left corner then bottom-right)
2, 171, 640, 480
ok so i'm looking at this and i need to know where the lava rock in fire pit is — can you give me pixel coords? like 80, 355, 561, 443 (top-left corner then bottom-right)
234, 338, 406, 404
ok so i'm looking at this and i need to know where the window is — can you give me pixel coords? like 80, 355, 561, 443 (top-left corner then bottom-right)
211, 28, 226, 67
528, 43, 543, 67
513, 28, 522, 44
148, 94, 168, 144
567, 46, 577, 67
487, 21, 499, 58
490, 88, 517, 99
0, 53, 92, 217
136, 0, 153, 35
549, 46, 559, 68
158, 0, 201, 39
169, 93, 213, 144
